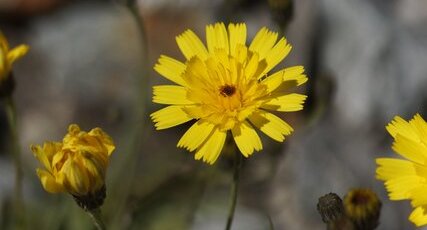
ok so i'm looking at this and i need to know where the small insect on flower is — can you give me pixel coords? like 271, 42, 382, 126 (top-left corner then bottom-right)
376, 114, 427, 227
151, 22, 308, 164
31, 124, 115, 210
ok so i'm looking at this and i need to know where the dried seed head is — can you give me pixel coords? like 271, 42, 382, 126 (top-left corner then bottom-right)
317, 193, 344, 223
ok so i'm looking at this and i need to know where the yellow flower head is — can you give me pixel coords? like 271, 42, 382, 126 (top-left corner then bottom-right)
376, 114, 427, 226
151, 22, 307, 164
31, 124, 115, 197
0, 31, 29, 81
343, 188, 381, 229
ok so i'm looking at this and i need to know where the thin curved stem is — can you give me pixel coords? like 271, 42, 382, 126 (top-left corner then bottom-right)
87, 208, 106, 230
225, 148, 242, 230
106, 1, 150, 229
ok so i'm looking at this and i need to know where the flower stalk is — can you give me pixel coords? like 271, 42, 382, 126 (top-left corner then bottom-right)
4, 95, 25, 229
225, 146, 242, 230
87, 208, 106, 230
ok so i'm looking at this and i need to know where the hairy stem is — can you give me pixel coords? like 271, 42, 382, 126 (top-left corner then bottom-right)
87, 208, 106, 230
225, 148, 242, 230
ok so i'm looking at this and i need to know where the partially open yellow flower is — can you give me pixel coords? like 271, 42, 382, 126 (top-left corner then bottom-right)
376, 114, 427, 226
0, 31, 29, 81
151, 22, 307, 164
31, 124, 115, 197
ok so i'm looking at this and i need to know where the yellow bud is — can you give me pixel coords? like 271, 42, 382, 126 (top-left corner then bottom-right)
31, 124, 115, 200
343, 188, 382, 230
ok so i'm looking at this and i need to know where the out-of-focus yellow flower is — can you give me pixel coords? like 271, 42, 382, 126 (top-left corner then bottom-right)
0, 31, 29, 81
376, 114, 427, 227
151, 22, 307, 164
31, 124, 115, 197
343, 188, 381, 230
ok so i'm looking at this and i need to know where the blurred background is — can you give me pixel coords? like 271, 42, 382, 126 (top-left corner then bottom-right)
1, 0, 427, 229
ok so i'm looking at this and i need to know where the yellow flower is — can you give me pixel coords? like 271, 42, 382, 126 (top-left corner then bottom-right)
376, 114, 427, 226
343, 188, 381, 230
0, 31, 29, 81
151, 22, 307, 164
31, 124, 115, 197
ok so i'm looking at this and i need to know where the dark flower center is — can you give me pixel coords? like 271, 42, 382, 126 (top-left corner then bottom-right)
350, 193, 370, 205
219, 85, 236, 97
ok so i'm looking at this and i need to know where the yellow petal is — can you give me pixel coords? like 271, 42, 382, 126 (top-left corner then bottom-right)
409, 206, 427, 227
386, 116, 419, 141
81, 157, 104, 190
88, 127, 115, 156
151, 105, 193, 130
154, 55, 187, 86
31, 144, 52, 172
249, 27, 278, 60
244, 52, 259, 80
182, 57, 210, 89
232, 121, 262, 157
383, 176, 423, 200
410, 186, 427, 207
375, 158, 425, 200
244, 53, 267, 81
194, 128, 226, 164
228, 23, 246, 56
36, 169, 64, 193
7, 44, 29, 65
62, 160, 90, 195
0, 32, 9, 52
249, 110, 293, 142
68, 124, 81, 135
0, 49, 6, 79
206, 23, 229, 55
375, 158, 417, 181
392, 134, 427, 164
261, 66, 307, 93
263, 38, 291, 74
153, 85, 193, 105
176, 30, 208, 60
282, 66, 307, 84
261, 71, 283, 93
235, 44, 248, 64
262, 93, 307, 112
177, 120, 215, 151
411, 114, 427, 146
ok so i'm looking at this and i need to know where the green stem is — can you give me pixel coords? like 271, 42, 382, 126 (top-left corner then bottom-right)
268, 214, 275, 230
4, 96, 24, 229
87, 208, 106, 230
225, 148, 242, 230
107, 1, 149, 229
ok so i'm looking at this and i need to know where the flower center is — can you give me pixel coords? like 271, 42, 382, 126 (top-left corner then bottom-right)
350, 193, 370, 205
220, 85, 236, 97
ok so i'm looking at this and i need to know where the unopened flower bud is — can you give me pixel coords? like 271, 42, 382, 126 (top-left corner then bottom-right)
344, 188, 382, 230
31, 124, 115, 210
